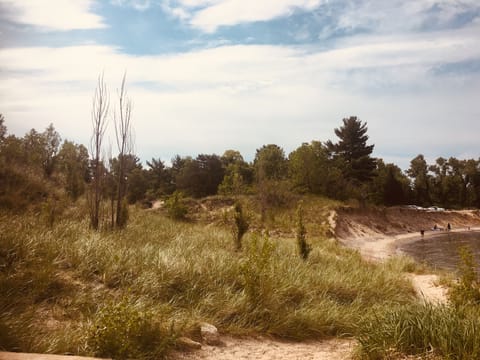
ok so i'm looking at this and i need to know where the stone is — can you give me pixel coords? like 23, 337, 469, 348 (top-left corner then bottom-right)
200, 322, 223, 346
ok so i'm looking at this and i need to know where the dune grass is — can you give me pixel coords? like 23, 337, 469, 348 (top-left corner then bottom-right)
0, 200, 425, 358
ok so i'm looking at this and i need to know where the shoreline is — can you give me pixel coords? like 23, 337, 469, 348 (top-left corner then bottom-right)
339, 226, 480, 262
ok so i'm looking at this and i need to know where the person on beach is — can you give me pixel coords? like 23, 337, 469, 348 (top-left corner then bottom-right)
433, 224, 438, 231
420, 229, 425, 237
447, 223, 451, 231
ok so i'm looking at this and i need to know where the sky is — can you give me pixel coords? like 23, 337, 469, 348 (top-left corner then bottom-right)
1, 0, 480, 169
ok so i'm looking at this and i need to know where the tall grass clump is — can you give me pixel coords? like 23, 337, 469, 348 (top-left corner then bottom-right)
356, 303, 480, 359
450, 246, 480, 307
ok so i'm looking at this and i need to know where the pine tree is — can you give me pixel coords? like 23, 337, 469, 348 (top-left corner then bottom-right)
326, 116, 376, 183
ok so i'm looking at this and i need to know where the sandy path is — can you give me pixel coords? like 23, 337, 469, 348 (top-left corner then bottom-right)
175, 337, 354, 360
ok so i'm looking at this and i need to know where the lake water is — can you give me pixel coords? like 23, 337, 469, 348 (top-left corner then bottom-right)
399, 231, 480, 273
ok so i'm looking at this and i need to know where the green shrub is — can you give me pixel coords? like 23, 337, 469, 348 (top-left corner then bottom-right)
232, 201, 249, 251
165, 191, 187, 220
240, 235, 276, 311
296, 202, 311, 260
87, 296, 176, 360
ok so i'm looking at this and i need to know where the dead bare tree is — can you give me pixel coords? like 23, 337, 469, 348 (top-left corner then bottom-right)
114, 73, 134, 228
88, 73, 109, 230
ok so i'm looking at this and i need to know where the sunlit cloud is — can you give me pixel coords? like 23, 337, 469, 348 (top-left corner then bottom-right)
0, 0, 106, 31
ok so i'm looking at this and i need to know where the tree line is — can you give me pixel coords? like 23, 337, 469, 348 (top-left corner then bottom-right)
1, 81, 480, 227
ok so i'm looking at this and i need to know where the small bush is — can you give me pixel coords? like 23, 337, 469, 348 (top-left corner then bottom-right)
87, 296, 176, 360
232, 201, 249, 251
165, 191, 188, 220
296, 202, 311, 260
240, 235, 276, 310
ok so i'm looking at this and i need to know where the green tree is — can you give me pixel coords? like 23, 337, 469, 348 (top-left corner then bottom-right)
254, 144, 288, 182
407, 154, 431, 206
42, 123, 61, 178
288, 141, 338, 195
0, 114, 6, 144
254, 145, 291, 219
127, 168, 149, 204
464, 159, 480, 208
57, 140, 89, 201
219, 150, 253, 195
326, 116, 376, 184
146, 158, 173, 196
176, 154, 225, 198
371, 160, 410, 206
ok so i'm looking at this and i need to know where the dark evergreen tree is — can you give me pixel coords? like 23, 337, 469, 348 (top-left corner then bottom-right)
176, 154, 225, 198
326, 116, 376, 183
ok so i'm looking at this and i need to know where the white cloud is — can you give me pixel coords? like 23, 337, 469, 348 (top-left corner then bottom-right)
185, 0, 324, 32
1, 25, 480, 163
0, 0, 106, 31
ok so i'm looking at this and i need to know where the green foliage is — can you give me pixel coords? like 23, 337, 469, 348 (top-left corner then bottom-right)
176, 154, 225, 198
146, 158, 173, 196
240, 235, 276, 310
296, 203, 311, 260
288, 141, 341, 197
87, 296, 176, 359
165, 191, 188, 220
0, 114, 6, 142
57, 140, 89, 201
254, 144, 288, 182
232, 201, 249, 251
326, 116, 376, 184
450, 246, 480, 307
357, 303, 480, 359
407, 154, 431, 207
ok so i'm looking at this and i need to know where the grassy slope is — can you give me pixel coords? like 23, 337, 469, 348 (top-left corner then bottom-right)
0, 196, 457, 358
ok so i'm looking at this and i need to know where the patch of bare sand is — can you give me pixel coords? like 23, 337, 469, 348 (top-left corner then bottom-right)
175, 336, 354, 360
409, 274, 448, 304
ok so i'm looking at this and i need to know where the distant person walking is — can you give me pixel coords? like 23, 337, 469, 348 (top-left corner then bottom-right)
447, 223, 451, 231
420, 229, 425, 237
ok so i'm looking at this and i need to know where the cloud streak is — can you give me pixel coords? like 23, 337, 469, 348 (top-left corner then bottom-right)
0, 0, 106, 31
2, 20, 480, 166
